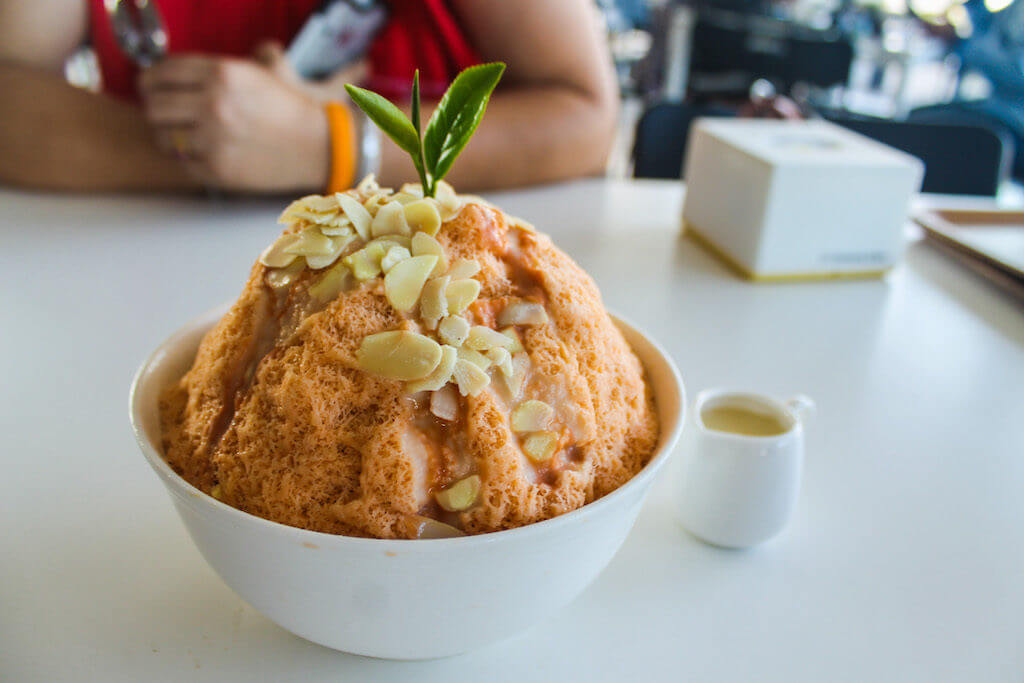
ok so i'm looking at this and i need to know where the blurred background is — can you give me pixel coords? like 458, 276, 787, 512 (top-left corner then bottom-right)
54, 0, 1024, 199
598, 0, 1024, 199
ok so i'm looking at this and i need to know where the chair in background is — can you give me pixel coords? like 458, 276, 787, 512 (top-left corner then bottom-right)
631, 102, 733, 179
633, 101, 1013, 196
908, 101, 1024, 180
825, 115, 1013, 196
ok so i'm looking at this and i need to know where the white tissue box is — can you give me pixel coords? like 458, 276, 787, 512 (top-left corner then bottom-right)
681, 119, 924, 281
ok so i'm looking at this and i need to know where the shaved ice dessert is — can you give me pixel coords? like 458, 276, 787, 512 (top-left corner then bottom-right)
158, 64, 658, 540
159, 177, 658, 538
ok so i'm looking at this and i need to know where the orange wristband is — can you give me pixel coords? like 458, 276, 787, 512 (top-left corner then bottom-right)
325, 102, 357, 193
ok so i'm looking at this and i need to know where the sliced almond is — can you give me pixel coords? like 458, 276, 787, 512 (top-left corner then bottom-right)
380, 245, 412, 273
343, 241, 387, 280
486, 347, 513, 376
284, 227, 334, 257
411, 232, 447, 276
265, 258, 305, 289
420, 276, 449, 329
499, 327, 524, 352
511, 400, 554, 433
430, 384, 459, 422
308, 261, 351, 302
435, 180, 463, 220
406, 344, 457, 393
446, 258, 481, 280
319, 222, 352, 236
276, 197, 308, 225
446, 278, 481, 315
305, 211, 343, 227
522, 431, 559, 463
371, 200, 410, 238
391, 192, 421, 205
384, 255, 438, 312
259, 233, 301, 268
362, 193, 389, 217
452, 358, 490, 396
368, 235, 412, 250
414, 516, 465, 539
404, 199, 442, 236
304, 250, 340, 270
501, 351, 530, 398
457, 346, 492, 370
320, 214, 350, 229
302, 194, 340, 213
336, 192, 372, 240
466, 325, 516, 352
357, 331, 442, 381
306, 234, 355, 269
277, 194, 338, 225
356, 174, 381, 194
435, 475, 481, 512
498, 300, 549, 326
437, 315, 471, 347
399, 182, 424, 198
317, 205, 352, 228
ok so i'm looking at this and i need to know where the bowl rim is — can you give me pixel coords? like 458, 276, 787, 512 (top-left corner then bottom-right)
129, 305, 685, 551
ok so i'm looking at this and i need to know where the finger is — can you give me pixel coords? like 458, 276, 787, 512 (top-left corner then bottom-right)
252, 40, 285, 66
139, 55, 219, 91
142, 90, 207, 126
153, 126, 202, 158
253, 40, 301, 84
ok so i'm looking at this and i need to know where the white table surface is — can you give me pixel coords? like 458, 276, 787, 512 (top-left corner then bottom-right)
2, 179, 1022, 682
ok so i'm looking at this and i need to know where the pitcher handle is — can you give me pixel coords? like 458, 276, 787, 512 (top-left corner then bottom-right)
785, 394, 816, 423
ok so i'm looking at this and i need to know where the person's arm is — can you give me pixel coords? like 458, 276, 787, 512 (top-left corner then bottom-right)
135, 0, 618, 194
381, 0, 620, 190
140, 0, 618, 194
0, 0, 197, 191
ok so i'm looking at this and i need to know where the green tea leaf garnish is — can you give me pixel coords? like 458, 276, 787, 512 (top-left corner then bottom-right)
345, 63, 505, 197
410, 69, 422, 137
422, 63, 505, 193
408, 70, 429, 191
343, 84, 419, 157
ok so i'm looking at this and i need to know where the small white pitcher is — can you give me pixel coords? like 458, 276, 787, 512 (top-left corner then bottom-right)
677, 389, 815, 548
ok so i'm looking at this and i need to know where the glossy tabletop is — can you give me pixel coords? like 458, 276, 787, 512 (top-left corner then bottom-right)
1, 179, 1022, 681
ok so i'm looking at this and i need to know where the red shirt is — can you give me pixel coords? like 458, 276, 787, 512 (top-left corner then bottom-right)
87, 0, 481, 101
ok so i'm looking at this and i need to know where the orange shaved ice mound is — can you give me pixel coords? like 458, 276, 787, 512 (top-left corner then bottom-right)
160, 180, 659, 539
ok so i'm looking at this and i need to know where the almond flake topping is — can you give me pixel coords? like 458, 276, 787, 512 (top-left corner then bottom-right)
437, 315, 470, 347
435, 475, 481, 512
447, 258, 481, 280
452, 358, 489, 396
445, 279, 481, 315
384, 255, 438, 312
511, 400, 554, 433
357, 331, 442, 381
498, 300, 548, 326
260, 177, 552, 409
522, 431, 559, 463
371, 200, 410, 238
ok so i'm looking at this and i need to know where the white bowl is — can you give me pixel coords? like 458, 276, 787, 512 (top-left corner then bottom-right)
129, 307, 685, 659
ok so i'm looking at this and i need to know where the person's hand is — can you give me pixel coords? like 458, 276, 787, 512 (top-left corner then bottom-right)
138, 54, 331, 193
